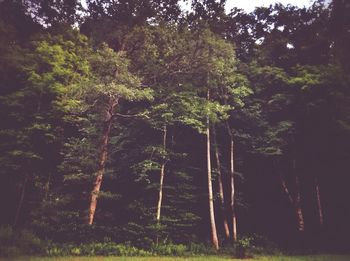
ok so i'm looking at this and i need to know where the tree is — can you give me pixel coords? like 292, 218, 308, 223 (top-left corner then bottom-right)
0, 30, 90, 228
179, 26, 247, 247
329, 0, 350, 72
212, 126, 230, 240
23, 0, 84, 27
85, 44, 153, 225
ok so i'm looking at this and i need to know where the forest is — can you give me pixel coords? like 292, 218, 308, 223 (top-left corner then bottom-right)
0, 0, 350, 259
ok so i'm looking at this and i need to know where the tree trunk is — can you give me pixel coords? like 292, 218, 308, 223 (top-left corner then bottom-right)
277, 161, 305, 232
13, 173, 28, 228
156, 125, 167, 221
171, 126, 175, 147
44, 172, 52, 201
226, 122, 237, 242
294, 204, 305, 232
294, 174, 305, 232
229, 136, 237, 242
213, 126, 230, 240
88, 97, 118, 225
315, 177, 324, 227
279, 172, 294, 205
207, 90, 219, 250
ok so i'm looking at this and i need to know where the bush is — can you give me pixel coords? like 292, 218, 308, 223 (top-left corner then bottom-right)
17, 229, 44, 254
46, 242, 152, 257
235, 237, 252, 259
151, 243, 187, 256
233, 234, 282, 258
0, 226, 45, 257
188, 242, 216, 255
0, 226, 14, 245
46, 242, 217, 257
46, 244, 67, 256
247, 234, 281, 255
0, 246, 22, 257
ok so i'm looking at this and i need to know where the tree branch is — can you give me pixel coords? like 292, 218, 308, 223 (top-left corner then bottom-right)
112, 112, 149, 119
278, 172, 294, 205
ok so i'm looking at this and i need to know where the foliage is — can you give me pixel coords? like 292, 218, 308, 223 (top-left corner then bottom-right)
46, 242, 151, 257
151, 243, 187, 256
0, 226, 45, 257
43, 242, 225, 257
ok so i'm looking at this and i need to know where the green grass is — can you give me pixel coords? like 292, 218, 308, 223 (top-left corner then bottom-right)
254, 256, 350, 261
1, 256, 350, 261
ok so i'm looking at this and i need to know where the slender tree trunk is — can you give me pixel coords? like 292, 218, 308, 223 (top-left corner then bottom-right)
229, 136, 237, 242
277, 160, 305, 232
44, 172, 52, 201
279, 172, 294, 205
88, 97, 118, 225
156, 125, 167, 221
207, 90, 219, 250
315, 177, 324, 227
294, 204, 305, 232
171, 126, 175, 147
37, 89, 43, 113
213, 127, 230, 240
294, 174, 305, 232
226, 122, 237, 242
13, 173, 28, 228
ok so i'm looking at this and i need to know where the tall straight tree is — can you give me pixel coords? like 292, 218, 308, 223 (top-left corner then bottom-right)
314, 176, 324, 227
123, 25, 185, 225
227, 123, 237, 240
223, 75, 253, 241
206, 89, 219, 250
204, 37, 251, 242
212, 126, 230, 240
181, 26, 250, 247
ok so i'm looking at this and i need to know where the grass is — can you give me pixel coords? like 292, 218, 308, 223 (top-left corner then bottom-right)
1, 255, 350, 261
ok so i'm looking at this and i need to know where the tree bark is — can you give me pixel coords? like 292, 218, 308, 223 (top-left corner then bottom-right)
315, 177, 324, 227
44, 172, 52, 201
294, 174, 305, 232
156, 125, 167, 221
278, 172, 294, 205
88, 97, 118, 225
277, 161, 305, 232
226, 122, 237, 242
229, 136, 237, 242
212, 126, 230, 240
171, 126, 175, 147
13, 173, 28, 228
207, 89, 219, 250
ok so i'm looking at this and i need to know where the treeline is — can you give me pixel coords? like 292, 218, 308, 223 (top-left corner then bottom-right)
0, 0, 349, 253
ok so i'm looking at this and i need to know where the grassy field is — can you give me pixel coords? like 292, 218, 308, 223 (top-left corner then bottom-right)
1, 255, 350, 261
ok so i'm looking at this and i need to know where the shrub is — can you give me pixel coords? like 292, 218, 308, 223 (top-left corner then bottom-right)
17, 229, 45, 254
0, 226, 14, 245
46, 245, 66, 256
247, 234, 281, 255
0, 246, 22, 257
46, 242, 152, 257
151, 243, 187, 256
235, 236, 253, 259
188, 242, 216, 255
0, 226, 45, 257
233, 234, 282, 258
